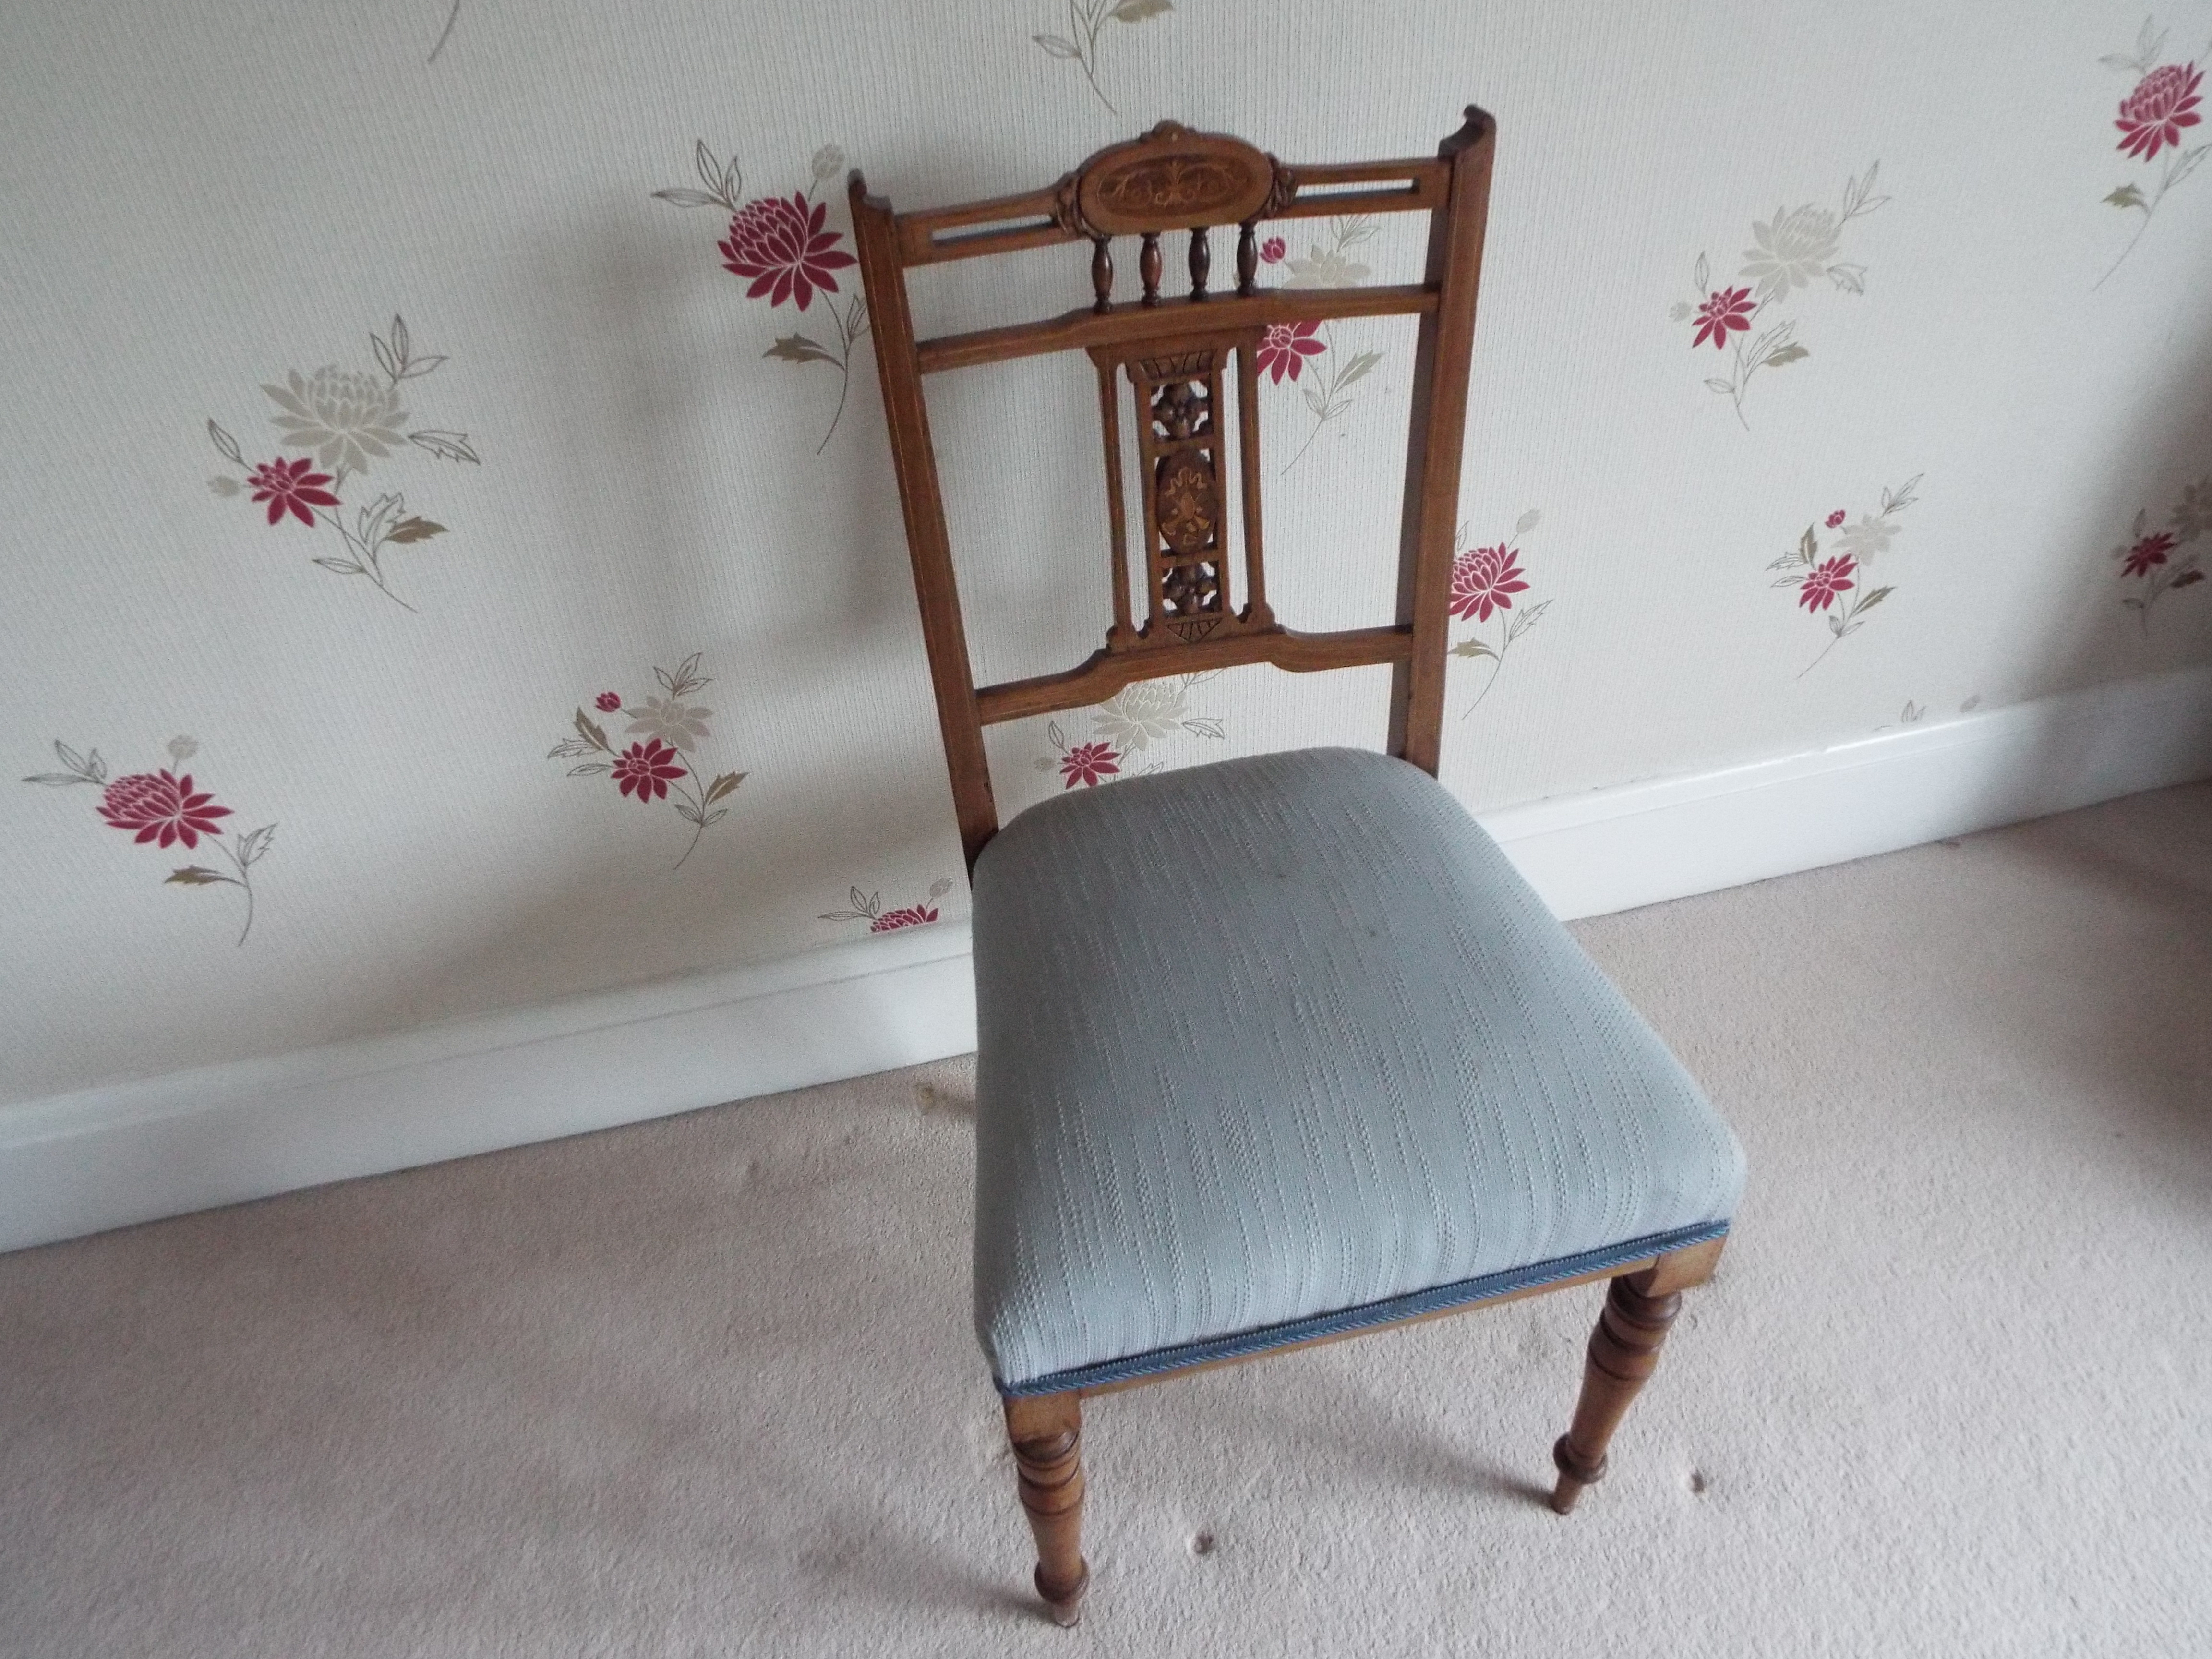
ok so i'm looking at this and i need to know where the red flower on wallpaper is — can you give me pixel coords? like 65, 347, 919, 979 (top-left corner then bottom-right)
1691, 285, 1755, 351
244, 457, 341, 527
97, 769, 233, 848
1672, 165, 1885, 425
821, 877, 955, 933
1058, 741, 1121, 788
2112, 480, 2209, 628
1261, 236, 1286, 263
611, 739, 686, 802
1769, 477, 1920, 674
207, 315, 479, 612
2122, 530, 2176, 577
1797, 555, 1858, 612
718, 192, 858, 311
24, 736, 276, 945
1450, 510, 1552, 720
1449, 543, 1530, 623
2116, 61, 2204, 159
658, 143, 870, 452
549, 654, 745, 867
2096, 25, 2212, 287
1256, 321, 1326, 384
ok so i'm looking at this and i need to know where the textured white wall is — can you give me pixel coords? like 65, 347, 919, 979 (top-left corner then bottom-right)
3, 0, 2209, 1107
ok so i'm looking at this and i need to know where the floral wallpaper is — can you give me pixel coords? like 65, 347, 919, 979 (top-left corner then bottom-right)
1767, 478, 1923, 676
1673, 166, 1887, 426
655, 142, 868, 450
1032, 0, 1174, 114
2112, 477, 2209, 625
3, 0, 2210, 1109
205, 316, 479, 611
22, 737, 276, 945
547, 656, 747, 868
2097, 16, 2209, 285
1257, 224, 1388, 468
1450, 510, 1547, 717
1031, 676, 1228, 791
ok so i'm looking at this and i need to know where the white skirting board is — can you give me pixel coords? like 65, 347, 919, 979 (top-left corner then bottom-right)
5, 664, 2210, 1255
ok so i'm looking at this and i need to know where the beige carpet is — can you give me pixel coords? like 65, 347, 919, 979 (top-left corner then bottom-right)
4, 783, 2209, 1658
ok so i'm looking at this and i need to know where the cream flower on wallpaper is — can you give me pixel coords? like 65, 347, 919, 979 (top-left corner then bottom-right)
1740, 205, 1842, 301
624, 695, 714, 753
1281, 246, 1373, 289
1831, 510, 1901, 563
2170, 480, 2212, 540
264, 367, 409, 474
1091, 680, 1190, 751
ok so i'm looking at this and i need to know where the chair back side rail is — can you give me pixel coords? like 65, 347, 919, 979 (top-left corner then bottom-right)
850, 111, 1495, 871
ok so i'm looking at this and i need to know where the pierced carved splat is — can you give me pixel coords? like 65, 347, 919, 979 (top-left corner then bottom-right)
1090, 332, 1276, 652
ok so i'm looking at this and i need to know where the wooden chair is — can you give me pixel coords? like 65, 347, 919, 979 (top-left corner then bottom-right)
850, 110, 1745, 1626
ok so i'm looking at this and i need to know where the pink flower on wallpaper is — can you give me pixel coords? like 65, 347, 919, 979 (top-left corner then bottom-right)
1260, 236, 1286, 263
821, 876, 953, 933
2116, 62, 2203, 159
245, 457, 341, 527
97, 770, 233, 849
550, 655, 744, 868
1449, 543, 1530, 623
2121, 529, 2177, 577
1691, 286, 1755, 351
1797, 555, 1858, 612
659, 144, 868, 452
27, 739, 274, 946
2112, 480, 2209, 627
871, 904, 939, 931
1256, 320, 1326, 384
1449, 510, 1551, 720
719, 193, 857, 311
611, 739, 686, 802
1058, 741, 1121, 788
1768, 477, 1917, 675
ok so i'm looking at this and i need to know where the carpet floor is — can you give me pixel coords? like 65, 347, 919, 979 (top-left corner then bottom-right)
3, 782, 2208, 1658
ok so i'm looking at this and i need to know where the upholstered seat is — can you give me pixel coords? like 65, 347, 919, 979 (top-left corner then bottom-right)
972, 747, 1745, 1395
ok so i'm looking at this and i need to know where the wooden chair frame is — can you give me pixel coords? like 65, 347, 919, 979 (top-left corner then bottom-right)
850, 109, 1726, 1627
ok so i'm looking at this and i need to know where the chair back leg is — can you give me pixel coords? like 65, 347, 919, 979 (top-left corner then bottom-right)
1005, 1392, 1090, 1625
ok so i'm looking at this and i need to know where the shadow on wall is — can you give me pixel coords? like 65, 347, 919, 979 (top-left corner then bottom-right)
2004, 296, 2212, 808
304, 211, 969, 1040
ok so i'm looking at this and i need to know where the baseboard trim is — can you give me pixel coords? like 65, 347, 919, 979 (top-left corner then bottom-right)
6, 665, 2208, 1254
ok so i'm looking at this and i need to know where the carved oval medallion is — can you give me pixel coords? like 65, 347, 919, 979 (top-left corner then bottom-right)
1075, 124, 1278, 234
1155, 453, 1218, 555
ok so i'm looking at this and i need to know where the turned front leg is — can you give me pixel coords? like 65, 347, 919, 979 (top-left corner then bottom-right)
1550, 1271, 1683, 1513
1004, 1391, 1089, 1625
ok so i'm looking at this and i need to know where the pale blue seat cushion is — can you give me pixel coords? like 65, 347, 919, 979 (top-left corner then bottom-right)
970, 747, 1745, 1395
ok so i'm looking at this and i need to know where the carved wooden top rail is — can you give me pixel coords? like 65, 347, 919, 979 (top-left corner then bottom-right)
851, 111, 1496, 868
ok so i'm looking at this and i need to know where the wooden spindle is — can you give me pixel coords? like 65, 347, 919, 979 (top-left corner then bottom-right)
1550, 1273, 1683, 1514
1237, 221, 1259, 296
1006, 1393, 1089, 1626
1188, 225, 1210, 301
1139, 232, 1162, 307
1090, 236, 1113, 315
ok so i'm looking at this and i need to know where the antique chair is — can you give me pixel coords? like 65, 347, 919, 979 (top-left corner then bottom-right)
849, 109, 1745, 1626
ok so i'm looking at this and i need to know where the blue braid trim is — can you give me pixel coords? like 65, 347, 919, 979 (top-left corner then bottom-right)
994, 1220, 1731, 1399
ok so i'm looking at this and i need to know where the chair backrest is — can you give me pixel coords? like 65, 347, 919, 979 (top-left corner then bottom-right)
850, 108, 1496, 870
